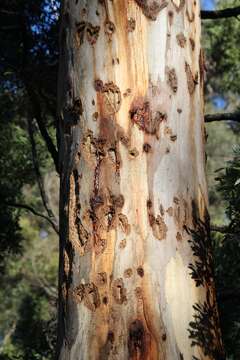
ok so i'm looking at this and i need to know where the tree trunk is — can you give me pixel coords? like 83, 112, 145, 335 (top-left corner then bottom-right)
57, 1, 224, 359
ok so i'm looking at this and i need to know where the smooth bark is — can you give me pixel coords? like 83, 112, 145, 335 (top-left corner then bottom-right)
57, 1, 224, 359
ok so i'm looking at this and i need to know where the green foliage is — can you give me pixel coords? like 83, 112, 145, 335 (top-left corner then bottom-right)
203, 0, 240, 103
212, 147, 240, 359
0, 215, 58, 360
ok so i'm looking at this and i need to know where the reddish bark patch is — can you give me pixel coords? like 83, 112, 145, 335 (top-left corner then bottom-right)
76, 22, 100, 46
96, 272, 107, 286
130, 97, 166, 136
73, 283, 100, 311
134, 0, 168, 20
128, 319, 146, 358
95, 80, 121, 115
86, 23, 100, 45
112, 278, 127, 304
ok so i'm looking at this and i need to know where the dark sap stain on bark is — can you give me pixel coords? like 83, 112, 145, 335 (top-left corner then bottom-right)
94, 80, 121, 115
171, 0, 185, 12
185, 62, 198, 95
72, 282, 100, 311
72, 169, 91, 249
147, 200, 168, 240
168, 11, 174, 25
118, 213, 131, 235
167, 68, 178, 93
96, 272, 107, 286
162, 333, 167, 341
189, 37, 195, 51
63, 98, 83, 133
129, 147, 139, 158
176, 32, 186, 47
170, 134, 177, 142
137, 266, 144, 277
130, 97, 166, 136
112, 278, 127, 304
160, 204, 165, 216
176, 232, 182, 241
177, 108, 182, 114
76, 22, 100, 46
104, 20, 115, 40
134, 0, 168, 20
123, 88, 132, 97
127, 18, 136, 32
119, 238, 127, 249
143, 143, 151, 153
117, 127, 130, 147
86, 23, 101, 45
99, 330, 115, 360
102, 295, 108, 304
135, 287, 143, 299
124, 268, 133, 278
128, 319, 146, 359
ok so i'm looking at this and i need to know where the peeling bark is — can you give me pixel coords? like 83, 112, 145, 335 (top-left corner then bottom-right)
57, 1, 224, 359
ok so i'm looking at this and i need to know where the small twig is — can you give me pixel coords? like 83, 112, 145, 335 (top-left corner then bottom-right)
6, 202, 59, 234
205, 111, 240, 123
201, 6, 240, 20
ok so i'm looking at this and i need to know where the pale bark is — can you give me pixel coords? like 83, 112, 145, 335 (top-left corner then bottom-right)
57, 1, 224, 359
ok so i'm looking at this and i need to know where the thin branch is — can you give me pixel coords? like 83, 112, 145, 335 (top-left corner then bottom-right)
19, 14, 59, 173
25, 84, 59, 173
6, 202, 59, 234
211, 224, 229, 234
205, 111, 240, 123
201, 6, 240, 20
27, 115, 58, 228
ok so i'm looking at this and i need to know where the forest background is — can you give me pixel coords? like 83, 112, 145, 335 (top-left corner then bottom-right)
0, 0, 239, 359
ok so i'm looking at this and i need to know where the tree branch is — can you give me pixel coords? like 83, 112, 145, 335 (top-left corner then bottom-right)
201, 6, 240, 20
6, 202, 59, 234
25, 84, 59, 173
205, 111, 240, 123
211, 224, 229, 234
27, 116, 59, 229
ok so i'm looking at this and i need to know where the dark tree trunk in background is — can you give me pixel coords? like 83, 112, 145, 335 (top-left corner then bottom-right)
57, 1, 224, 359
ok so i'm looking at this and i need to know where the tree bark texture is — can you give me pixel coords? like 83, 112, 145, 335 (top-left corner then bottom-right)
57, 1, 224, 359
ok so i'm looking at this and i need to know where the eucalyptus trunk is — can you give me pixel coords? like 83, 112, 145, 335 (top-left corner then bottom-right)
57, 1, 224, 359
